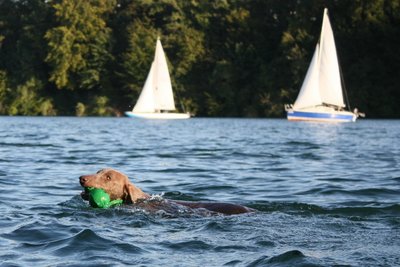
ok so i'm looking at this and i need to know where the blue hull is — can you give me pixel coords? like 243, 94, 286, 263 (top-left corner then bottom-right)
287, 110, 356, 122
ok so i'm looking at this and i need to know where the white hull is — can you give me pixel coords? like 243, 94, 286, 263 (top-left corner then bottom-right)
125, 111, 190, 120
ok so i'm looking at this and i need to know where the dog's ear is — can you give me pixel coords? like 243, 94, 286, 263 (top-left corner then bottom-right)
123, 183, 149, 203
124, 183, 137, 204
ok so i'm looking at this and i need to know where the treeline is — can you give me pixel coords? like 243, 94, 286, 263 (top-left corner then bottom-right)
0, 0, 399, 118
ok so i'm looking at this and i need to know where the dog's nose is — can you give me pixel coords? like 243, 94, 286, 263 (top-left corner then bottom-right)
79, 175, 87, 185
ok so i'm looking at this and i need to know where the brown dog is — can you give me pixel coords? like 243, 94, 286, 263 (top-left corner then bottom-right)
79, 168, 253, 215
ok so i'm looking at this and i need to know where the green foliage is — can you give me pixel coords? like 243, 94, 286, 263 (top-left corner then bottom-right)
90, 96, 114, 116
0, 0, 399, 117
45, 0, 116, 90
75, 102, 86, 117
0, 0, 50, 84
7, 78, 56, 116
75, 97, 116, 117
0, 70, 7, 113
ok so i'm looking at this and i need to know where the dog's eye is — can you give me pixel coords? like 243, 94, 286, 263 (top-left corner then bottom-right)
106, 175, 111, 180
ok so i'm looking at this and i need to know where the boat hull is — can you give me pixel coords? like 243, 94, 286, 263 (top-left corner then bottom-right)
286, 108, 356, 122
124, 111, 190, 120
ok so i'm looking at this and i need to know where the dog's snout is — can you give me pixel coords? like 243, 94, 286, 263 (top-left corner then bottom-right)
79, 175, 88, 185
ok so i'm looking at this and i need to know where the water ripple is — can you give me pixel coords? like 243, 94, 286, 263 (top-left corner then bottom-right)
0, 117, 399, 266
51, 229, 145, 256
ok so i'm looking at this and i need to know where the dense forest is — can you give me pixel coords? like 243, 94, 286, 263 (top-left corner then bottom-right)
0, 0, 399, 118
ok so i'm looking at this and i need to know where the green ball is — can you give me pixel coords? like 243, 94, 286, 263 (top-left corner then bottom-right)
87, 187, 122, 208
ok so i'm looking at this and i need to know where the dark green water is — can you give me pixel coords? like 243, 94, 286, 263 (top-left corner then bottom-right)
0, 117, 399, 266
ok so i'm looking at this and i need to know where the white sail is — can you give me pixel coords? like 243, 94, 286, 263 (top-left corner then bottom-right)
318, 8, 345, 107
293, 8, 345, 110
153, 39, 176, 111
293, 45, 321, 109
132, 38, 176, 113
132, 63, 156, 113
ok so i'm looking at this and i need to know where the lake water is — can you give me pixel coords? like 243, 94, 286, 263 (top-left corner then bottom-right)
0, 117, 399, 266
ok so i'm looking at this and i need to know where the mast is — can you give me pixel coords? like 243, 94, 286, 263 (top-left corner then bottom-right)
339, 58, 351, 110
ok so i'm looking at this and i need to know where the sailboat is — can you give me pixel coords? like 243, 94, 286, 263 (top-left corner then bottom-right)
285, 8, 363, 122
125, 38, 190, 119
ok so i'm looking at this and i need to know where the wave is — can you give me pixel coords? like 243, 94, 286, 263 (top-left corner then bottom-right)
162, 240, 213, 251
249, 201, 400, 219
51, 228, 144, 256
2, 222, 144, 266
284, 141, 322, 150
245, 250, 331, 267
0, 142, 61, 148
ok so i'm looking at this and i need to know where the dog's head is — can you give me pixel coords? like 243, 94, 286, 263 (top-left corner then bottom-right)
79, 168, 148, 204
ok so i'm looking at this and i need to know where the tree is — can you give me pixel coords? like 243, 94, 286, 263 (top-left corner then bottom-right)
45, 0, 116, 91
0, 0, 54, 115
0, 0, 399, 117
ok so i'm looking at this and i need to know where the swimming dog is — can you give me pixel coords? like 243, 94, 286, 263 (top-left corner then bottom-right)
79, 168, 253, 215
